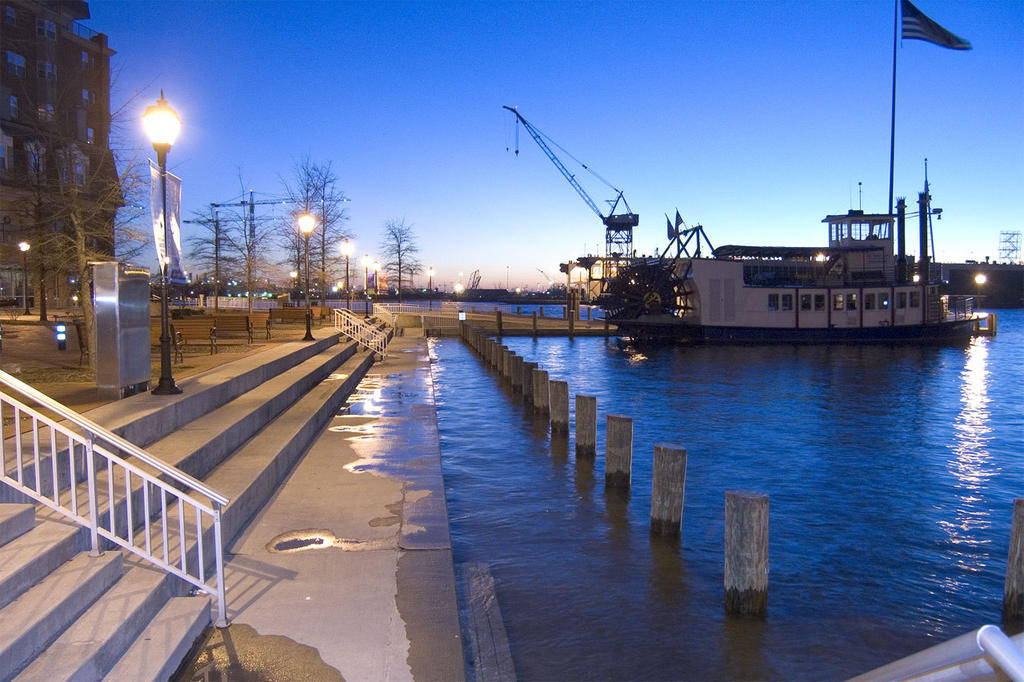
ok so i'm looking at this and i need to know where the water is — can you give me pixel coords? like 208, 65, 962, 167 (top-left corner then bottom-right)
429, 310, 1024, 681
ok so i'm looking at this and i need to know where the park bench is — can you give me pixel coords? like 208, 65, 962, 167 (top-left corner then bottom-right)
213, 315, 253, 343
269, 308, 314, 325
170, 317, 215, 355
249, 311, 271, 340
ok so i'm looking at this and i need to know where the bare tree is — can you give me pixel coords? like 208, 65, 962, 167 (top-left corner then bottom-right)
378, 218, 422, 303
184, 206, 242, 309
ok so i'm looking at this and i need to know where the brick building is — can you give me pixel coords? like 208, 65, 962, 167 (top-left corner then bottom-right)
1, 0, 116, 315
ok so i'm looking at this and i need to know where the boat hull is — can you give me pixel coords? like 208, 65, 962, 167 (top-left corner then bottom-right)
615, 318, 977, 344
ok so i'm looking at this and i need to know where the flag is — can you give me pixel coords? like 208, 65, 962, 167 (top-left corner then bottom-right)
901, 0, 971, 50
150, 161, 188, 285
666, 214, 675, 240
675, 210, 684, 230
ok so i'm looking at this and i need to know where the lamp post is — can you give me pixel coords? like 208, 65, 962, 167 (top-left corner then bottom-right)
340, 240, 353, 311
142, 90, 182, 395
427, 267, 434, 310
298, 213, 316, 341
18, 241, 30, 315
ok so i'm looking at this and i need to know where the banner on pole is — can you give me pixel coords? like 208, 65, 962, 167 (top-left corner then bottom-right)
150, 160, 187, 285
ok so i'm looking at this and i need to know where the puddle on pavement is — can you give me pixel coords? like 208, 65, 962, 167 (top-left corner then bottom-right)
266, 529, 397, 553
174, 622, 344, 681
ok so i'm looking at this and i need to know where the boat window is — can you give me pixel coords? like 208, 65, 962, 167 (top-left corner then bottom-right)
833, 294, 845, 311
768, 294, 779, 311
880, 296, 890, 309
800, 294, 812, 311
814, 294, 826, 311
846, 293, 858, 310
865, 293, 876, 310
909, 291, 921, 307
897, 292, 907, 308
782, 294, 793, 311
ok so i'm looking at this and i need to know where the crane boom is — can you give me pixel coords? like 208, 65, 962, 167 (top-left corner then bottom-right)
503, 106, 638, 258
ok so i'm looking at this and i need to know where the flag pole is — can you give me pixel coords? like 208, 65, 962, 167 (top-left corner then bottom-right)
888, 0, 898, 217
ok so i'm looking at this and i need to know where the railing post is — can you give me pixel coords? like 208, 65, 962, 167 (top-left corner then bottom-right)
85, 435, 101, 556
213, 504, 229, 627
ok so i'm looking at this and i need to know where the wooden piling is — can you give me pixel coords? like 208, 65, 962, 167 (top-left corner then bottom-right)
575, 395, 596, 457
532, 311, 538, 338
531, 369, 550, 414
496, 310, 503, 337
1004, 497, 1024, 626
549, 380, 569, 432
650, 445, 687, 537
502, 349, 512, 379
568, 313, 575, 340
511, 355, 524, 393
604, 415, 632, 488
522, 362, 537, 405
724, 491, 769, 616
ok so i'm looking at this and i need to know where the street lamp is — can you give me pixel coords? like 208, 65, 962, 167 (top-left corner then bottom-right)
362, 254, 371, 318
427, 267, 434, 310
298, 213, 316, 341
340, 240, 353, 310
18, 241, 30, 315
142, 90, 182, 395
373, 262, 382, 295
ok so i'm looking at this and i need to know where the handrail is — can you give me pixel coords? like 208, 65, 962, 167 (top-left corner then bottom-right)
0, 370, 229, 626
333, 308, 389, 357
0, 370, 227, 506
850, 624, 1024, 681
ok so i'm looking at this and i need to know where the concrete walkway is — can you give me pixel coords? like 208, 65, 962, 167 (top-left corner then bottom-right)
180, 336, 466, 681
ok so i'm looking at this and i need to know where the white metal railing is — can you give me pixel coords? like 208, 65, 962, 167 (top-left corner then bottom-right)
850, 624, 1024, 681
374, 303, 432, 313
0, 370, 229, 626
371, 304, 398, 328
334, 308, 389, 357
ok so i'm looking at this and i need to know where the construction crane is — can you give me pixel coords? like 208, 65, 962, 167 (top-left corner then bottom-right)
504, 105, 638, 259
213, 191, 289, 239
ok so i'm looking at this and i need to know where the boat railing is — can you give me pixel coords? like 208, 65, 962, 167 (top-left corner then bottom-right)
944, 295, 976, 320
0, 370, 229, 626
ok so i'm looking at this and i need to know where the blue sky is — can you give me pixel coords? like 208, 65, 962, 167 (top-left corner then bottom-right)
89, 0, 1023, 291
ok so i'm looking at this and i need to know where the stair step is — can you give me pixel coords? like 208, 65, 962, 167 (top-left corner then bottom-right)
0, 520, 81, 611
103, 595, 210, 682
0, 504, 34, 547
14, 561, 173, 681
0, 550, 123, 679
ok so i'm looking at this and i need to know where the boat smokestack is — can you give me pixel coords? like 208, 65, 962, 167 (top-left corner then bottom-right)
896, 197, 908, 283
918, 190, 930, 282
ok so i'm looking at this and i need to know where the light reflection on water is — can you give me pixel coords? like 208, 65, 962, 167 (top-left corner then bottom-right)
432, 310, 1024, 681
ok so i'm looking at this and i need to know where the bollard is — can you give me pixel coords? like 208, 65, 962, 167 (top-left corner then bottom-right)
724, 491, 769, 616
532, 311, 538, 338
549, 380, 569, 433
521, 362, 538, 405
604, 415, 632, 488
511, 355, 524, 393
496, 310, 503, 337
531, 369, 549, 415
1004, 498, 1024, 625
650, 445, 687, 537
575, 395, 596, 456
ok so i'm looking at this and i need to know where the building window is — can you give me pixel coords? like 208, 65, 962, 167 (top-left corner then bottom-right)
73, 161, 85, 186
37, 61, 57, 80
8, 95, 17, 120
37, 104, 55, 122
5, 7, 15, 23
768, 293, 779, 311
800, 294, 811, 311
81, 51, 89, 68
910, 291, 921, 308
814, 294, 826, 311
781, 294, 793, 311
82, 89, 89, 105
865, 293, 876, 310
5, 52, 26, 77
0, 135, 10, 172
86, 127, 94, 143
37, 19, 57, 39
833, 294, 845, 311
897, 292, 907, 309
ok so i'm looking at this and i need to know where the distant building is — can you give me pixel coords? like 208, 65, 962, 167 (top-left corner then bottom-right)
0, 0, 116, 314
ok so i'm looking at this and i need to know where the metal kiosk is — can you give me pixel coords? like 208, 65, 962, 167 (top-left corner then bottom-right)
93, 262, 152, 399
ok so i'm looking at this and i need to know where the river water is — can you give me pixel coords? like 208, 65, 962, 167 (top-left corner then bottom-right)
429, 310, 1023, 681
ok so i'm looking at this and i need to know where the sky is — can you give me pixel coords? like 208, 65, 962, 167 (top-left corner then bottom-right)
87, 0, 1023, 292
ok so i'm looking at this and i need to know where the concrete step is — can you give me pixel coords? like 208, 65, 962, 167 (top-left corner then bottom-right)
0, 504, 34, 547
103, 595, 210, 682
0, 520, 81, 611
0, 550, 123, 679
14, 561, 173, 682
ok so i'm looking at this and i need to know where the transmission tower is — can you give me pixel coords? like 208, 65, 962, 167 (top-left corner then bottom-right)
999, 231, 1021, 263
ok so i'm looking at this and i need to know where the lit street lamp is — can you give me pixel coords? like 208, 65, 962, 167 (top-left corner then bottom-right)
18, 241, 30, 315
340, 240, 353, 310
142, 90, 182, 395
427, 267, 434, 310
298, 213, 316, 341
362, 254, 371, 318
